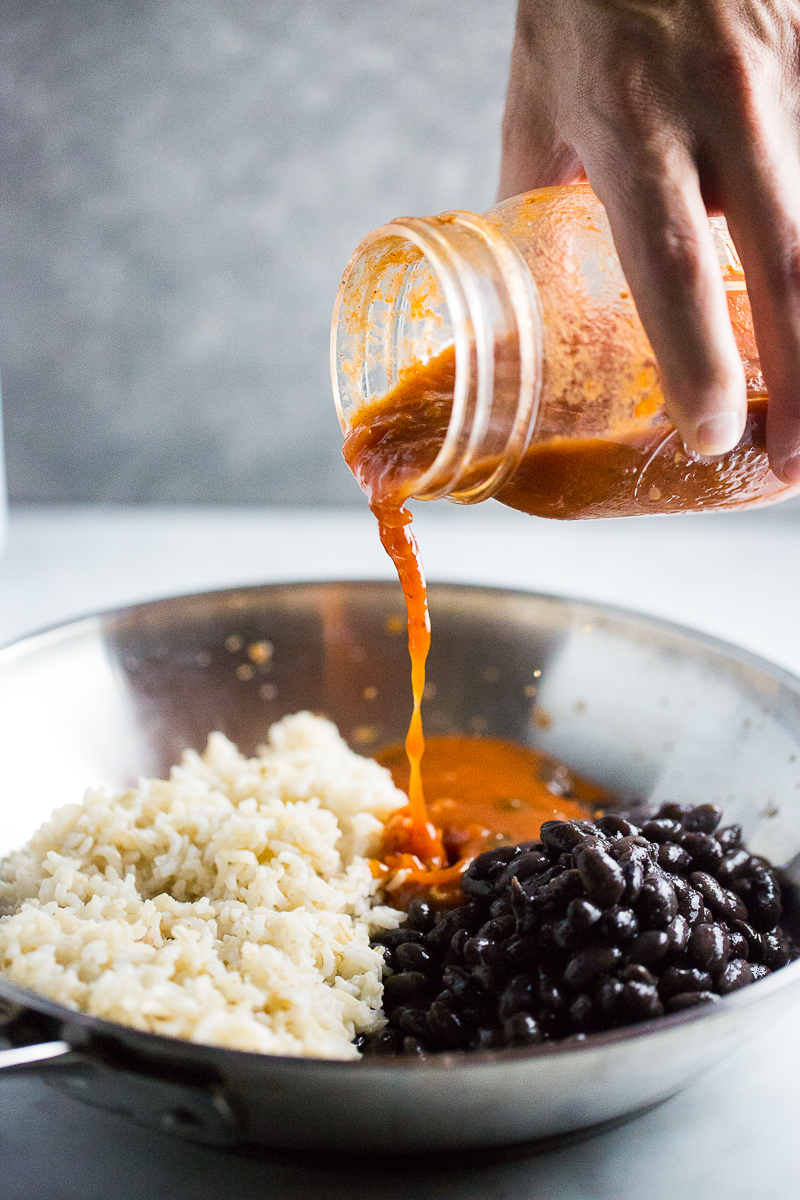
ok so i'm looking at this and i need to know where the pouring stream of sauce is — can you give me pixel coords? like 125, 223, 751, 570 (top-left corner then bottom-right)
345, 351, 604, 905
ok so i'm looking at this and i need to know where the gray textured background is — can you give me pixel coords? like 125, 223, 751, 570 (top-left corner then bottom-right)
0, 0, 517, 504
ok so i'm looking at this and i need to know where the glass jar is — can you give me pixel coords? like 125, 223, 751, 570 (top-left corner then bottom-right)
331, 184, 797, 518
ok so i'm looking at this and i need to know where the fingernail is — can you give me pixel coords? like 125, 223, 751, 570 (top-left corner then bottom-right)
778, 453, 800, 486
694, 412, 743, 456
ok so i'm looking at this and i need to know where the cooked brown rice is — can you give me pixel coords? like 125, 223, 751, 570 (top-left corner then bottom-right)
0, 713, 406, 1059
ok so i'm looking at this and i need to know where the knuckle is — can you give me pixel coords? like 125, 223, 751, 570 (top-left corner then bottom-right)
598, 55, 665, 138
642, 220, 706, 298
697, 41, 758, 103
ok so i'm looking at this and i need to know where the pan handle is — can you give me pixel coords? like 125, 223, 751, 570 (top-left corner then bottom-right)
0, 1040, 73, 1069
0, 1026, 240, 1148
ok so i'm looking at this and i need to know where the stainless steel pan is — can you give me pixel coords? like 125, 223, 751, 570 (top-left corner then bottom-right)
1, 580, 799, 1153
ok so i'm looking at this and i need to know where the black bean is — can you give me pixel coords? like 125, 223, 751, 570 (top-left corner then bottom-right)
440, 967, 487, 1008
498, 974, 536, 1020
502, 1012, 542, 1045
540, 820, 587, 854
497, 851, 551, 888
510, 879, 537, 933
596, 815, 640, 839
425, 906, 480, 952
621, 980, 663, 1021
485, 941, 512, 977
427, 1000, 471, 1049
405, 896, 436, 933
505, 938, 540, 976
564, 945, 622, 990
361, 1028, 404, 1056
461, 875, 495, 899
636, 874, 678, 929
642, 819, 683, 844
466, 846, 519, 880
574, 843, 626, 906
717, 824, 743, 851
610, 835, 655, 861
670, 872, 691, 898
568, 994, 595, 1031
666, 914, 690, 952
683, 804, 723, 834
620, 963, 657, 985
394, 943, 438, 976
470, 1026, 506, 1051
594, 905, 638, 944
522, 841, 550, 857
687, 923, 731, 974
749, 963, 772, 981
401, 1037, 428, 1057
716, 959, 755, 994
664, 991, 717, 1013
748, 867, 782, 932
689, 871, 748, 924
398, 1007, 431, 1042
681, 832, 723, 872
656, 802, 692, 821
470, 962, 498, 993
563, 897, 606, 931
627, 929, 670, 966
658, 841, 693, 871
658, 967, 713, 1000
489, 895, 513, 920
445, 928, 470, 965
537, 968, 567, 1012
678, 888, 705, 926
463, 936, 491, 967
623, 857, 649, 906
597, 977, 625, 1023
728, 930, 749, 960
760, 930, 792, 971
478, 915, 515, 942
536, 869, 585, 910
732, 919, 762, 961
383, 971, 434, 1014
375, 928, 425, 950
716, 849, 752, 884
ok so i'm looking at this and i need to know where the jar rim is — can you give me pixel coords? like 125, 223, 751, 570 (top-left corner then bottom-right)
331, 210, 543, 505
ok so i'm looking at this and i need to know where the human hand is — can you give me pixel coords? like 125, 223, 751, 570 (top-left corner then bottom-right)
499, 0, 800, 482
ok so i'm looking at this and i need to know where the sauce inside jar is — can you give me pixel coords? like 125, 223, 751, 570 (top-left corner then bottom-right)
344, 342, 790, 522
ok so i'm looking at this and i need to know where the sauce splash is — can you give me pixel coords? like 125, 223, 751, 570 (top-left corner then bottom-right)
371, 502, 444, 867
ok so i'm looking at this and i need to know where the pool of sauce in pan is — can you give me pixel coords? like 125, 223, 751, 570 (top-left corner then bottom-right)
375, 735, 604, 906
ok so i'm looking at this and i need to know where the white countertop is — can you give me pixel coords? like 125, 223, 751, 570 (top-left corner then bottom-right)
2, 503, 800, 1200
